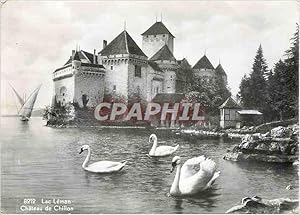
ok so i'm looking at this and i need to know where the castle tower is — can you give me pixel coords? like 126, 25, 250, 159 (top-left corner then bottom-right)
192, 55, 215, 82
98, 30, 148, 100
142, 21, 175, 59
215, 63, 228, 86
53, 49, 105, 108
150, 45, 178, 93
72, 51, 81, 74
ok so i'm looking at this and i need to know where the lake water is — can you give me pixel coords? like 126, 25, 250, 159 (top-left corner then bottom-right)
1, 117, 298, 214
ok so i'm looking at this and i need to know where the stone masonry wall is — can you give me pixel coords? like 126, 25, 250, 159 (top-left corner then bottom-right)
127, 63, 148, 101
53, 75, 75, 106
163, 70, 176, 93
193, 68, 216, 82
103, 61, 129, 99
74, 72, 105, 108
145, 65, 164, 101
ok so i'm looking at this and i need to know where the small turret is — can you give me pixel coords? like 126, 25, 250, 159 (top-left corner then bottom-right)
215, 63, 228, 85
72, 51, 81, 73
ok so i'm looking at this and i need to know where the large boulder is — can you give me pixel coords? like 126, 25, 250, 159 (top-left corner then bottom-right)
270, 126, 293, 138
226, 196, 299, 214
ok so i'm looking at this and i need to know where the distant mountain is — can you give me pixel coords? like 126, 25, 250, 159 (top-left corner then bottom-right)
0, 108, 44, 117
31, 108, 44, 117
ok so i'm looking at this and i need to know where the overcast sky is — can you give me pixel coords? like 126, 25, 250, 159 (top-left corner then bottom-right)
1, 0, 299, 114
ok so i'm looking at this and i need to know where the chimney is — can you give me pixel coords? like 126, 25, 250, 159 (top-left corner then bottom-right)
93, 49, 97, 64
103, 40, 107, 49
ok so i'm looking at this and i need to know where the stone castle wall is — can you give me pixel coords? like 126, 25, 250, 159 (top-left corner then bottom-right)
163, 70, 176, 93
103, 60, 129, 99
145, 67, 164, 101
142, 34, 173, 59
53, 75, 75, 106
193, 68, 216, 82
74, 72, 105, 108
127, 63, 148, 101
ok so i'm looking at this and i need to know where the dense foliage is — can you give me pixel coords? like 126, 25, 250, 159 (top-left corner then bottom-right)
186, 73, 231, 116
43, 103, 75, 126
239, 24, 299, 121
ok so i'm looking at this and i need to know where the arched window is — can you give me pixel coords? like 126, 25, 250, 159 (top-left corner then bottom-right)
60, 87, 67, 97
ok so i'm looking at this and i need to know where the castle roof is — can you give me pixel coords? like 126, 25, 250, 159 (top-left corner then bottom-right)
215, 64, 227, 76
152, 93, 185, 103
148, 61, 162, 72
219, 97, 241, 109
177, 58, 193, 81
64, 50, 98, 65
142, 21, 175, 38
150, 45, 176, 61
100, 30, 147, 57
177, 58, 191, 69
64, 57, 72, 65
193, 55, 215, 70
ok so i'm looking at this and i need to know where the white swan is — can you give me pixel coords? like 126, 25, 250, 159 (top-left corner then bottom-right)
170, 155, 220, 196
79, 145, 127, 173
148, 134, 179, 157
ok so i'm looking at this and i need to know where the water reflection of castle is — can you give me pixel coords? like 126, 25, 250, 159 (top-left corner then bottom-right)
53, 20, 227, 108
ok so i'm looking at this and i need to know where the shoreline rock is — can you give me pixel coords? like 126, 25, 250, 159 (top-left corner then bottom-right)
223, 152, 298, 163
226, 196, 299, 214
224, 125, 299, 163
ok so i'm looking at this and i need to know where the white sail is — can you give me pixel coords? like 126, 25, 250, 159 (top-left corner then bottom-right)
9, 83, 25, 110
19, 84, 42, 120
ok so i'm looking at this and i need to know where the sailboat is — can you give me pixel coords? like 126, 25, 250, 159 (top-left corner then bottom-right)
9, 83, 25, 109
10, 84, 42, 121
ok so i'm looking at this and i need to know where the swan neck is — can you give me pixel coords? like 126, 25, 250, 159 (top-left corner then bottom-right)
149, 138, 158, 155
82, 148, 91, 168
171, 163, 182, 195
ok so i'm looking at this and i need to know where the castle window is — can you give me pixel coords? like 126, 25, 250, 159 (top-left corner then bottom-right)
154, 35, 156, 37
111, 66, 113, 70
113, 85, 116, 90
134, 65, 141, 78
163, 34, 165, 37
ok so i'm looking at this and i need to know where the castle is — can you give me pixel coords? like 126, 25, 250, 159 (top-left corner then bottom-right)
53, 20, 227, 108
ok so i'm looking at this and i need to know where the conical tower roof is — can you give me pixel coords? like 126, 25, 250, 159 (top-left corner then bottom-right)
142, 21, 175, 38
150, 45, 176, 61
193, 55, 214, 70
100, 30, 147, 57
215, 64, 227, 76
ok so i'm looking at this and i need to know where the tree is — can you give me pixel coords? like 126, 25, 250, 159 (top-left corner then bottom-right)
238, 74, 251, 106
283, 23, 299, 118
239, 45, 269, 117
266, 24, 299, 120
267, 60, 287, 120
187, 74, 230, 116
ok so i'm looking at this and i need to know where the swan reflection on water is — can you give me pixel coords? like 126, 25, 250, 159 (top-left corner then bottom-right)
170, 188, 221, 213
